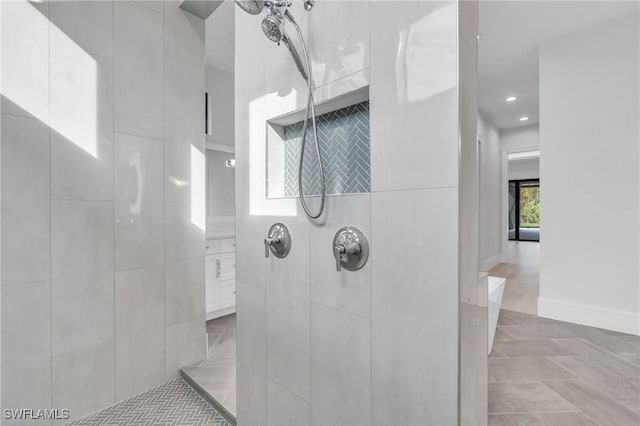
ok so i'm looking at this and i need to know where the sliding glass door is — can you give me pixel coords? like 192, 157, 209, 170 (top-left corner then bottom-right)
508, 179, 540, 242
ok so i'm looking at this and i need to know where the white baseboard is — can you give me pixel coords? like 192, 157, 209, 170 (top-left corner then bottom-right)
481, 254, 502, 272
538, 297, 640, 336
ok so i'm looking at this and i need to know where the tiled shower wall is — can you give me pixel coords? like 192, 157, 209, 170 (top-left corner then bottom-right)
235, 1, 482, 425
1, 1, 205, 422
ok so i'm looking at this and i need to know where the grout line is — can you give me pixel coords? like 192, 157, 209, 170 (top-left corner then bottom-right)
1, 279, 50, 289
48, 0, 53, 413
113, 129, 164, 143
0, 111, 47, 121
162, 0, 167, 384
114, 263, 166, 274
112, 0, 117, 404
310, 300, 371, 321
49, 198, 114, 203
51, 339, 115, 361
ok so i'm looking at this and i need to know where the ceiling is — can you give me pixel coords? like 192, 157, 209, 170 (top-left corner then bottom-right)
478, 1, 639, 130
205, 1, 234, 73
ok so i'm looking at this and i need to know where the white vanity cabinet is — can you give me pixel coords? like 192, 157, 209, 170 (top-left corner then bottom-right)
205, 238, 236, 320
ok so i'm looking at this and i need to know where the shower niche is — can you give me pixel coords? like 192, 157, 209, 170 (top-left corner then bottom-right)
266, 86, 371, 199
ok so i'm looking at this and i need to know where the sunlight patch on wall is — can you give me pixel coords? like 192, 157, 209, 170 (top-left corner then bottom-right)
2, 0, 98, 158
50, 40, 98, 158
248, 96, 296, 217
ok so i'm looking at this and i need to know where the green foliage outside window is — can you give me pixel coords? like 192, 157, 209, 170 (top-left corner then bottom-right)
520, 186, 540, 228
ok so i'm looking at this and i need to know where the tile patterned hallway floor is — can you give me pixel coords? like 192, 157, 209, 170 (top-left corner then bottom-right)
489, 309, 640, 425
70, 378, 231, 426
489, 241, 540, 316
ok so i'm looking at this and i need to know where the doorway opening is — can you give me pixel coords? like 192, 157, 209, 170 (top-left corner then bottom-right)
508, 179, 540, 242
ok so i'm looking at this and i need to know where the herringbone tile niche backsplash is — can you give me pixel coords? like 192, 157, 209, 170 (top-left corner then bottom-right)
280, 101, 370, 197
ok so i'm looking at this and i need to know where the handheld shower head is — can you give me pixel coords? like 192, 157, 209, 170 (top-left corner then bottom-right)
235, 0, 264, 15
262, 11, 309, 81
261, 11, 284, 42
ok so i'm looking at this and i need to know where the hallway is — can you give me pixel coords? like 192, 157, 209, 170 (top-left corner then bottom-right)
489, 309, 640, 425
490, 241, 540, 315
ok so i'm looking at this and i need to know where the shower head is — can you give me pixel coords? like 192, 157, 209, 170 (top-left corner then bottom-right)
261, 11, 309, 81
235, 0, 264, 15
261, 11, 284, 42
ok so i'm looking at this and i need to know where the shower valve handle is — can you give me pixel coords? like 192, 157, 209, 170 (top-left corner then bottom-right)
264, 237, 279, 258
333, 243, 359, 272
332, 227, 369, 272
264, 223, 291, 259
333, 245, 345, 271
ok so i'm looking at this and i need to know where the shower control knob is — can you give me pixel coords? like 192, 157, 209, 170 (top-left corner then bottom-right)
332, 226, 369, 272
264, 223, 291, 259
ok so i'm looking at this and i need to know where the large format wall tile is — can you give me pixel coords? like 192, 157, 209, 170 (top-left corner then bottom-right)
1, 114, 50, 285
310, 303, 371, 426
164, 202, 205, 325
371, 188, 458, 425
309, 194, 371, 317
308, 0, 370, 87
267, 380, 310, 426
1, 282, 51, 415
164, 78, 204, 203
267, 211, 311, 401
115, 133, 164, 270
115, 267, 165, 401
262, 0, 309, 120
370, 1, 458, 192
114, 1, 163, 140
52, 342, 115, 424
237, 282, 268, 426
165, 318, 206, 379
234, 7, 266, 118
0, 0, 49, 122
234, 114, 268, 287
51, 200, 114, 356
164, 0, 205, 89
50, 42, 114, 201
49, 0, 114, 61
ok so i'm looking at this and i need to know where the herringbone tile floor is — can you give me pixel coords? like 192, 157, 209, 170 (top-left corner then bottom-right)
70, 379, 232, 426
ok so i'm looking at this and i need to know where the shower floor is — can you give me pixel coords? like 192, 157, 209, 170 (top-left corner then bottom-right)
182, 314, 237, 421
70, 378, 231, 426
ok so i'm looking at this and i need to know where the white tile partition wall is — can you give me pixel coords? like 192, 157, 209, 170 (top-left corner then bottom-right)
1, 1, 205, 422
235, 1, 484, 425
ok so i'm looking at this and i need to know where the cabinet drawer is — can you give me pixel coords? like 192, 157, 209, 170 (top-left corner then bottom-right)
206, 240, 220, 256
220, 238, 236, 253
220, 280, 236, 308
219, 253, 236, 280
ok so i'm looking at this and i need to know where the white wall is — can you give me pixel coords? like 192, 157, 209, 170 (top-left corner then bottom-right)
539, 13, 639, 334
206, 65, 235, 148
207, 149, 235, 217
1, 1, 206, 420
508, 158, 539, 180
501, 124, 539, 152
478, 114, 502, 271
235, 1, 482, 425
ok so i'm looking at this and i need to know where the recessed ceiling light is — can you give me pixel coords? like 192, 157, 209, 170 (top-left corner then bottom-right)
506, 96, 517, 102
519, 116, 529, 122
